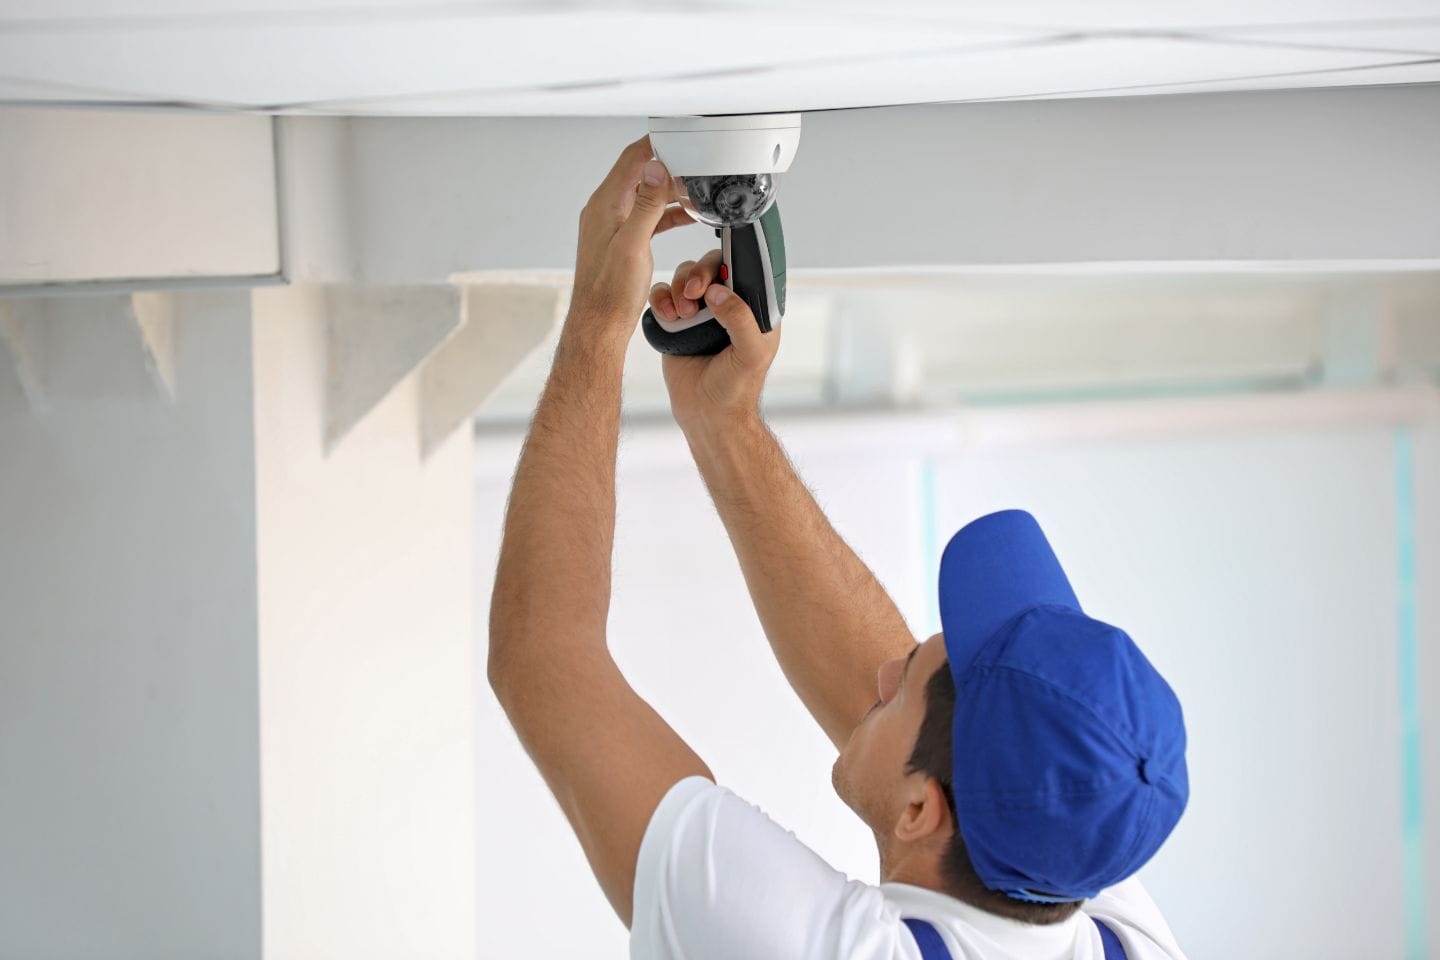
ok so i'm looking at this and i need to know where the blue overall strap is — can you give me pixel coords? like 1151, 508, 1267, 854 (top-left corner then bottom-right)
902, 918, 952, 959
1094, 918, 1128, 960
904, 915, 1128, 960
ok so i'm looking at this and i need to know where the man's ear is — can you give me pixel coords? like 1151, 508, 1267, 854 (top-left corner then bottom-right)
894, 775, 951, 844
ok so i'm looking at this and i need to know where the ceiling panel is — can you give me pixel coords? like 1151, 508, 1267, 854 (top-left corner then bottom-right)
1021, 58, 1440, 100
0, 0, 524, 23
0, 74, 145, 102
1, 0, 1436, 30
0, 1, 1436, 115
0, 13, 1039, 108
289, 37, 1415, 115
856, 0, 1440, 29
1207, 24, 1440, 55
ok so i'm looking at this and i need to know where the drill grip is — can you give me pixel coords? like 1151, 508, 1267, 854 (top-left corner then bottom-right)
642, 204, 785, 356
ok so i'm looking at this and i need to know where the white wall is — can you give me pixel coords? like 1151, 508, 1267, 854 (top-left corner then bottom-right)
252, 286, 477, 960
474, 391, 1440, 959
931, 427, 1414, 958
1419, 423, 1440, 957
0, 291, 263, 958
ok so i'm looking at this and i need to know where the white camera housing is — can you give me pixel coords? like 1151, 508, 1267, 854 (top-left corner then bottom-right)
641, 113, 798, 355
649, 113, 801, 228
647, 113, 802, 177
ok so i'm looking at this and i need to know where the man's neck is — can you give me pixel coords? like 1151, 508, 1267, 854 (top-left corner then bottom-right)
878, 842, 947, 893
881, 843, 1085, 927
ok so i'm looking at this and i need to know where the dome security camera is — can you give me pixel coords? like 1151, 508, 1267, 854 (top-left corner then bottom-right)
642, 113, 800, 357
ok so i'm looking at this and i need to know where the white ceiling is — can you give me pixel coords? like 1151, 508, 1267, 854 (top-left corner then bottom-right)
1, 0, 1438, 115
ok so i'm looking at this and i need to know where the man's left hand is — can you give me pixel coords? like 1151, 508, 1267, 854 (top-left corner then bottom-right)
569, 136, 694, 339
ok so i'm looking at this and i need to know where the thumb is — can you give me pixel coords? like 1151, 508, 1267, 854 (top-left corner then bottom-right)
617, 159, 672, 245
703, 283, 777, 369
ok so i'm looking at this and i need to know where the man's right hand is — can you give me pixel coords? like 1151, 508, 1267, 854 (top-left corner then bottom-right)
650, 251, 916, 751
648, 249, 781, 434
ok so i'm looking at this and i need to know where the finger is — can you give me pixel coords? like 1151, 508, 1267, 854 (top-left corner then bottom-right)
593, 135, 653, 209
616, 159, 673, 247
649, 282, 678, 322
680, 249, 724, 302
671, 250, 721, 317
670, 260, 698, 317
670, 260, 696, 293
652, 205, 695, 237
703, 283, 778, 370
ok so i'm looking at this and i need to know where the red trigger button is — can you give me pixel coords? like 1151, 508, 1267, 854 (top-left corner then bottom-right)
719, 264, 729, 282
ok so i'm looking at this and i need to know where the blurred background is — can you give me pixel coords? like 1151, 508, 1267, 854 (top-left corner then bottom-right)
2, 2, 1438, 959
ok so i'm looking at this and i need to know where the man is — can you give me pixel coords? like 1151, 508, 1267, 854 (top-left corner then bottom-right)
488, 138, 1189, 960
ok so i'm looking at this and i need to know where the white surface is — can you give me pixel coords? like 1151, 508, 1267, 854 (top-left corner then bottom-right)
0, 295, 178, 406
1418, 423, 1440, 948
1029, 58, 1440, 100
322, 284, 461, 449
0, 107, 279, 285
880, 0, 1440, 29
473, 273, 1440, 428
274, 116, 358, 284
473, 395, 1439, 959
649, 114, 801, 177
932, 428, 1412, 959
0, 303, 45, 408
0, 291, 263, 958
253, 285, 478, 960
0, 1, 1437, 114
1, 0, 1436, 30
0, 287, 483, 958
0, 13, 1035, 110
304, 37, 1420, 116
1211, 23, 1440, 54
419, 283, 563, 456
10, 85, 1436, 292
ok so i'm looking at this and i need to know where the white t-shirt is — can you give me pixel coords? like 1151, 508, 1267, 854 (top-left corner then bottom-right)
632, 777, 1187, 960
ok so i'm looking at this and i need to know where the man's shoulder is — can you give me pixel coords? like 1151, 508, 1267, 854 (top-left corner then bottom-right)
1083, 878, 1188, 960
632, 777, 896, 960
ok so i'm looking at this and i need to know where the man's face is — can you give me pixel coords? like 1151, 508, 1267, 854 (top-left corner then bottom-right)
832, 632, 949, 837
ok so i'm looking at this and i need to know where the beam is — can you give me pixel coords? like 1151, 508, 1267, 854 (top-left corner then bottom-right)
335, 85, 1440, 282
131, 292, 178, 401
0, 107, 279, 288
275, 116, 357, 284
418, 281, 562, 458
1320, 283, 1387, 388
324, 284, 462, 452
0, 294, 180, 409
0, 300, 47, 412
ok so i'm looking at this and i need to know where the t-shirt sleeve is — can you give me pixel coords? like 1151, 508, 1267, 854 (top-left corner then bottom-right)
1083, 876, 1187, 960
630, 776, 898, 960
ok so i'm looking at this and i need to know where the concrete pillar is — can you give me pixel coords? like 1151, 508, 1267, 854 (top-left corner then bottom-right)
0, 277, 561, 957
251, 286, 476, 959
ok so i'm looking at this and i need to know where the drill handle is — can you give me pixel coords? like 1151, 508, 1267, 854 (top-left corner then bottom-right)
642, 204, 785, 356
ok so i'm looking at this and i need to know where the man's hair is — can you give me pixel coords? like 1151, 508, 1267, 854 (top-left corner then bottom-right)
905, 662, 1083, 925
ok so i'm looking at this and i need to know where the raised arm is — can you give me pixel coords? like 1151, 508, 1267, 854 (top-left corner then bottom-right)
487, 139, 708, 926
651, 253, 917, 751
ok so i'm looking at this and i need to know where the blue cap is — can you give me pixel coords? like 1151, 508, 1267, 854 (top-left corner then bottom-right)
938, 510, 1187, 903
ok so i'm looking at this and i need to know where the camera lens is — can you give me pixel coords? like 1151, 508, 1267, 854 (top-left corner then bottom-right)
677, 173, 778, 228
